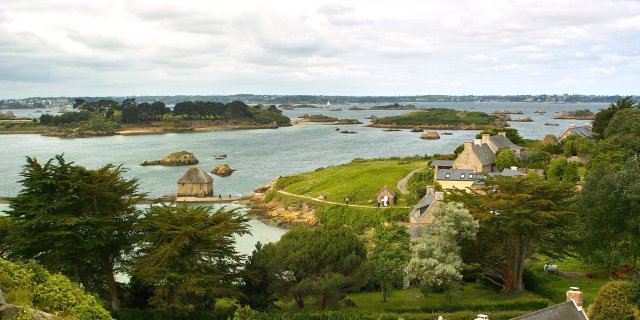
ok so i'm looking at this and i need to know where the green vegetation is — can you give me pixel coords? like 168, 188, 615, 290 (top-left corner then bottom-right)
369, 224, 411, 302
275, 157, 429, 206
554, 109, 596, 119
370, 103, 417, 110
371, 108, 499, 128
0, 258, 112, 319
334, 119, 362, 124
299, 114, 339, 122
495, 148, 519, 170
476, 127, 525, 145
315, 205, 408, 232
588, 281, 636, 320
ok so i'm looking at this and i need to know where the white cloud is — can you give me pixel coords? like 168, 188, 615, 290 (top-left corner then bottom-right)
0, 0, 639, 97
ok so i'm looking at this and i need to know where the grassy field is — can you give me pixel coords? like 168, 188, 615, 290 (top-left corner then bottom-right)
275, 157, 429, 206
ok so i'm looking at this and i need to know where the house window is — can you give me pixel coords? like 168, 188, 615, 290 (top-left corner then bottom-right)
445, 173, 450, 178
460, 173, 465, 179
469, 174, 473, 179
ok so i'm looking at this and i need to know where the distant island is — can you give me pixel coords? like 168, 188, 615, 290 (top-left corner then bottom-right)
0, 99, 291, 138
277, 104, 319, 110
370, 103, 418, 110
298, 114, 339, 122
554, 109, 596, 120
1, 94, 631, 109
369, 108, 503, 129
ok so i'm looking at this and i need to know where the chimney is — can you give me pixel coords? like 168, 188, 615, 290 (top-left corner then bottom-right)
567, 287, 584, 308
481, 134, 490, 144
426, 185, 435, 195
435, 191, 444, 200
498, 131, 507, 137
474, 138, 482, 145
510, 166, 518, 171
464, 141, 472, 151
569, 123, 576, 129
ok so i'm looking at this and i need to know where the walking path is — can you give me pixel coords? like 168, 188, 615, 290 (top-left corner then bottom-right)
276, 190, 411, 209
397, 168, 423, 195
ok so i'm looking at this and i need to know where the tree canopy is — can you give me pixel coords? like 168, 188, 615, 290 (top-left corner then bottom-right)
369, 223, 411, 302
7, 155, 144, 310
133, 204, 249, 315
450, 175, 575, 292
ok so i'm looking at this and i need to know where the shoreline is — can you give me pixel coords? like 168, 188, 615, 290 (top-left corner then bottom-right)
368, 123, 501, 130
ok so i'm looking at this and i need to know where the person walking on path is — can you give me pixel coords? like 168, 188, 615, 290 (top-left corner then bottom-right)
345, 197, 349, 206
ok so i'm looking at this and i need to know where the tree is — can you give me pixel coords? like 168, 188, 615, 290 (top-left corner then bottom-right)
405, 202, 478, 300
588, 281, 636, 320
576, 155, 640, 267
239, 242, 277, 311
7, 155, 144, 310
133, 204, 249, 315
259, 226, 368, 309
0, 216, 12, 258
450, 175, 575, 292
495, 148, 519, 170
369, 223, 411, 302
592, 96, 638, 140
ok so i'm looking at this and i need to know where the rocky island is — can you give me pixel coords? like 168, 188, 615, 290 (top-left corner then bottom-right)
554, 109, 596, 120
370, 103, 418, 110
140, 151, 199, 166
211, 164, 235, 177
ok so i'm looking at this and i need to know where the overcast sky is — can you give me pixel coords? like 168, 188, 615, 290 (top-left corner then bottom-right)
1, 0, 639, 98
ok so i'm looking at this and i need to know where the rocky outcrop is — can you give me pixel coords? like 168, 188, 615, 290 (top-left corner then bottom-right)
141, 151, 199, 166
211, 164, 235, 177
410, 127, 424, 132
334, 119, 362, 124
213, 154, 227, 160
420, 131, 441, 140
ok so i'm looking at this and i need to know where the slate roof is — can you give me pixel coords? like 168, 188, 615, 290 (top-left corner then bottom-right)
413, 193, 436, 210
566, 126, 592, 138
436, 169, 483, 181
472, 144, 496, 166
490, 135, 526, 150
430, 160, 454, 167
511, 301, 587, 320
177, 166, 213, 184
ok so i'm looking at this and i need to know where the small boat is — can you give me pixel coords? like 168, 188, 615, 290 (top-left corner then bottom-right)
340, 130, 357, 134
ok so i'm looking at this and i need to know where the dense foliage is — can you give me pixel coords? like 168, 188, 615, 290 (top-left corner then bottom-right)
0, 258, 112, 320
133, 205, 249, 315
450, 175, 576, 292
369, 224, 411, 302
253, 226, 368, 310
7, 155, 144, 310
588, 281, 636, 320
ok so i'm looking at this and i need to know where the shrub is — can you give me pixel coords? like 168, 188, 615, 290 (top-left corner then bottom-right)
588, 281, 636, 320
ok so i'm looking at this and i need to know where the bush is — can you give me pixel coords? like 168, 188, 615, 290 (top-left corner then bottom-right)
0, 258, 112, 320
315, 205, 407, 232
588, 281, 636, 320
387, 299, 549, 314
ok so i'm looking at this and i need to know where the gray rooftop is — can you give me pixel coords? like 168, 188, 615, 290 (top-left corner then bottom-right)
430, 160, 454, 167
436, 169, 483, 181
413, 193, 436, 210
490, 135, 525, 150
177, 166, 213, 184
567, 126, 592, 138
472, 144, 496, 166
511, 301, 587, 320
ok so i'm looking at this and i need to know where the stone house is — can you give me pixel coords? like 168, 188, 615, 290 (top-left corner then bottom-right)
177, 166, 213, 197
409, 186, 444, 224
511, 287, 587, 320
376, 185, 395, 206
559, 124, 593, 142
453, 141, 495, 173
481, 132, 526, 157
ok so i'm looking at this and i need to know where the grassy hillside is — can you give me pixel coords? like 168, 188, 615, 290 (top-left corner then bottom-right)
372, 108, 499, 128
275, 157, 429, 206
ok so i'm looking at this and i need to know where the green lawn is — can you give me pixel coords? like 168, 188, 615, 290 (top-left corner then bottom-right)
276, 157, 429, 206
347, 284, 545, 313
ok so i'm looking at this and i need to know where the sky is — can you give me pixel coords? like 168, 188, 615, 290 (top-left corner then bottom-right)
1, 0, 639, 98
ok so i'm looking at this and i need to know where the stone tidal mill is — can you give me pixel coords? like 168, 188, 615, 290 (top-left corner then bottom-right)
177, 166, 213, 197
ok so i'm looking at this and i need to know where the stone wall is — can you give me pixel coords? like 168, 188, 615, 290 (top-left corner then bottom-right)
177, 182, 213, 197
453, 141, 485, 172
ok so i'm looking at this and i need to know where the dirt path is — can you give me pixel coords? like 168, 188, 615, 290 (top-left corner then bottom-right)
397, 168, 423, 195
277, 190, 411, 209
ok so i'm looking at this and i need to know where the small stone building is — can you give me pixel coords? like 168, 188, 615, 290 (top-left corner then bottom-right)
376, 185, 395, 207
409, 186, 444, 224
453, 141, 495, 173
177, 166, 213, 197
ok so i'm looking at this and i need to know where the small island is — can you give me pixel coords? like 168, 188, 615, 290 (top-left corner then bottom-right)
299, 114, 339, 122
369, 108, 504, 129
554, 109, 596, 120
348, 106, 365, 111
277, 104, 320, 110
141, 151, 199, 166
510, 117, 533, 122
211, 164, 235, 177
334, 119, 362, 125
492, 109, 523, 115
420, 131, 440, 139
370, 103, 418, 110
